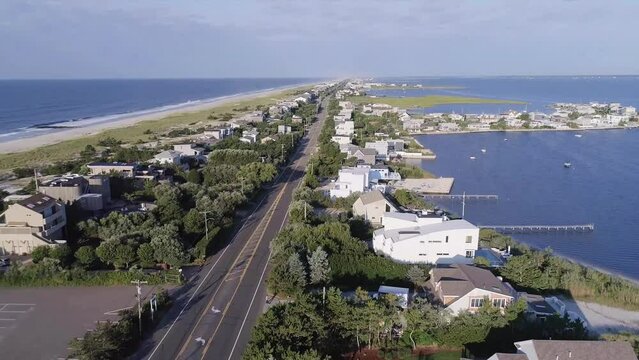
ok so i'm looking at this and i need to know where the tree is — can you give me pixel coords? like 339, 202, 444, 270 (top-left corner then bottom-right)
31, 245, 50, 263
150, 224, 188, 268
153, 184, 185, 225
95, 240, 120, 268
114, 244, 136, 269
183, 208, 204, 236
288, 200, 313, 224
49, 244, 73, 267
307, 246, 330, 286
406, 266, 427, 290
474, 256, 491, 267
288, 252, 308, 290
137, 243, 155, 268
74, 246, 97, 268
186, 169, 202, 184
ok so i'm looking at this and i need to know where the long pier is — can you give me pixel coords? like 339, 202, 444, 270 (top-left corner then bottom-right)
480, 224, 595, 233
424, 194, 499, 200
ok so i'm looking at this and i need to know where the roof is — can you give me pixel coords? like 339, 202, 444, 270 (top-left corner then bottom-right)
378, 285, 409, 296
379, 219, 477, 243
88, 161, 136, 167
489, 354, 528, 360
357, 190, 389, 205
384, 211, 442, 222
43, 175, 88, 187
514, 339, 637, 360
18, 194, 58, 212
155, 150, 182, 158
432, 264, 513, 299
355, 148, 377, 156
520, 293, 556, 315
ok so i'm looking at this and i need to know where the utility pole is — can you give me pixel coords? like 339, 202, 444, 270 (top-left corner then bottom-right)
33, 169, 39, 192
200, 211, 210, 245
131, 279, 149, 337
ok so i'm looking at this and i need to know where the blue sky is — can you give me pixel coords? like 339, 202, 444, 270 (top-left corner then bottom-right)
1, 0, 638, 78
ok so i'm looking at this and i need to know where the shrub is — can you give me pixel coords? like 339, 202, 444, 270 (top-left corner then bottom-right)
31, 245, 50, 263
75, 246, 97, 269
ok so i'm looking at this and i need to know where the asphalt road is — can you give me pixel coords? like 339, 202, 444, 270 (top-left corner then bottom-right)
134, 96, 330, 360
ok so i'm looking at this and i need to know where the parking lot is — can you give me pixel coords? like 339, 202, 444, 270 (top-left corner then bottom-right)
0, 285, 160, 360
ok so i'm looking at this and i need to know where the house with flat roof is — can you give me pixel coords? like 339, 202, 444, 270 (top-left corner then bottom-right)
381, 211, 445, 230
373, 219, 479, 264
154, 150, 182, 165
335, 120, 355, 136
87, 162, 137, 178
173, 144, 204, 157
428, 264, 514, 315
352, 190, 398, 225
488, 339, 637, 360
329, 167, 370, 198
0, 194, 67, 254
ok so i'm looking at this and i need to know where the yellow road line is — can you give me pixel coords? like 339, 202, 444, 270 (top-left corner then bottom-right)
175, 181, 288, 359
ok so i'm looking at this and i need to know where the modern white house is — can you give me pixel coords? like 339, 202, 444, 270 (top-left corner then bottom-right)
240, 128, 259, 144
335, 120, 355, 136
381, 211, 446, 230
328, 167, 370, 198
352, 190, 398, 225
429, 264, 515, 315
365, 141, 389, 157
173, 144, 204, 157
488, 340, 637, 360
154, 150, 182, 165
278, 125, 292, 134
365, 164, 401, 183
331, 135, 351, 145
372, 219, 479, 264
203, 127, 233, 140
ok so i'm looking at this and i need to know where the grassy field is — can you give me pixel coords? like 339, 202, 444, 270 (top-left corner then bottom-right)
0, 87, 309, 171
348, 95, 525, 108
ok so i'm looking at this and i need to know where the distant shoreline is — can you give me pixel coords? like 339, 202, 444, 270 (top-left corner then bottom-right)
410, 126, 637, 136
0, 82, 315, 154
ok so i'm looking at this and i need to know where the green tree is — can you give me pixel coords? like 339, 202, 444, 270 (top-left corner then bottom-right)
74, 246, 97, 268
474, 256, 491, 267
150, 224, 188, 268
95, 240, 120, 269
183, 208, 204, 236
406, 265, 427, 290
186, 169, 202, 184
49, 244, 73, 267
288, 252, 308, 290
137, 243, 155, 268
31, 245, 50, 263
307, 246, 330, 286
114, 244, 136, 269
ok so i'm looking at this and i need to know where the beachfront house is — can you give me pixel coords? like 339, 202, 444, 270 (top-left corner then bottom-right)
335, 120, 355, 136
351, 148, 377, 165
154, 150, 182, 165
428, 264, 514, 315
87, 162, 137, 178
173, 144, 204, 157
39, 174, 110, 211
331, 135, 351, 145
352, 190, 398, 225
0, 194, 67, 255
372, 218, 479, 264
438, 122, 460, 132
488, 340, 637, 360
203, 127, 234, 140
240, 128, 259, 144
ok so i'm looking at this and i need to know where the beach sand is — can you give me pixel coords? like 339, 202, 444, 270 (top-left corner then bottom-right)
0, 84, 311, 154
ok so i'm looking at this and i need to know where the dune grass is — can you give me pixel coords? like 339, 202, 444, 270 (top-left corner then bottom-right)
0, 87, 309, 171
347, 95, 525, 108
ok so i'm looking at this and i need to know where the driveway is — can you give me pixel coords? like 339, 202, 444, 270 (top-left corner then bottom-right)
558, 295, 639, 335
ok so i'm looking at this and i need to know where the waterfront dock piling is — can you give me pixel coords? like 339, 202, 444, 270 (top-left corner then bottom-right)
480, 224, 595, 233
425, 194, 498, 200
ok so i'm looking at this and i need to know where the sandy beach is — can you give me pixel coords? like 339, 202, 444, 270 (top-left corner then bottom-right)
0, 83, 312, 154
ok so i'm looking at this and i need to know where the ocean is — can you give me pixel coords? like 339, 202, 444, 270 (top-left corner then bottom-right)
0, 78, 315, 140
415, 130, 639, 281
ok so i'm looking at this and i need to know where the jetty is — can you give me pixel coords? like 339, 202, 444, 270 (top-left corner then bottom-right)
425, 194, 498, 200
393, 178, 454, 194
480, 224, 595, 233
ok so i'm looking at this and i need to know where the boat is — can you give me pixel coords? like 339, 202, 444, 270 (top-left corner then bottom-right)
481, 149, 487, 153
504, 138, 508, 141
575, 134, 582, 138
564, 162, 572, 168
470, 156, 476, 160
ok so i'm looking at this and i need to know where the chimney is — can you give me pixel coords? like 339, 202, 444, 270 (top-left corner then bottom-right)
569, 351, 572, 358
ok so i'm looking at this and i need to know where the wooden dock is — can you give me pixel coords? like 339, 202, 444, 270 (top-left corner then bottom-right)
424, 194, 498, 200
480, 224, 595, 233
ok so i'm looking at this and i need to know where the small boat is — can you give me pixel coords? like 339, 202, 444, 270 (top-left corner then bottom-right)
504, 138, 508, 141
575, 134, 582, 138
481, 149, 487, 153
470, 156, 476, 160
564, 162, 572, 168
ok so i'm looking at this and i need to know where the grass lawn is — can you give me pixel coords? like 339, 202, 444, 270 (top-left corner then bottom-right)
347, 95, 525, 108
0, 87, 309, 171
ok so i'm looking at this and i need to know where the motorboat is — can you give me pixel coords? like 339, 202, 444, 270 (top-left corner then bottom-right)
575, 134, 582, 138
481, 149, 487, 153
470, 156, 476, 160
564, 161, 572, 168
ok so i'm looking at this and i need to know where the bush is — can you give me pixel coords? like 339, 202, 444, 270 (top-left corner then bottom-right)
31, 246, 50, 263
75, 246, 97, 269
49, 244, 73, 267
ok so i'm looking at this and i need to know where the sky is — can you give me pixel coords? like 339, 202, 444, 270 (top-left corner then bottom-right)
1, 0, 638, 78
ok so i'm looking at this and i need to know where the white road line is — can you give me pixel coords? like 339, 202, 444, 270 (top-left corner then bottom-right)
0, 303, 36, 306
146, 167, 289, 360
0, 310, 28, 313
0, 318, 16, 321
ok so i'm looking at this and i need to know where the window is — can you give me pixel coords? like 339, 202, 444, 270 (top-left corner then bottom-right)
419, 253, 426, 256
436, 253, 450, 256
492, 298, 507, 308
466, 250, 474, 258
466, 235, 472, 243
420, 241, 425, 243
470, 298, 484, 308
445, 236, 449, 243
428, 240, 442, 243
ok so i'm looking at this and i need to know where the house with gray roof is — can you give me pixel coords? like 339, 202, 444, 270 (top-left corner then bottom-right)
488, 339, 637, 360
352, 190, 398, 225
429, 263, 514, 315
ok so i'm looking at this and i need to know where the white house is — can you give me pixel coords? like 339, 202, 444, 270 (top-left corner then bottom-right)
335, 120, 355, 136
240, 128, 259, 144
364, 164, 401, 183
381, 211, 445, 230
438, 122, 460, 132
329, 167, 370, 198
429, 264, 514, 315
372, 219, 479, 265
365, 141, 389, 157
173, 144, 203, 157
154, 150, 182, 165
331, 135, 351, 145
203, 127, 233, 140
278, 125, 292, 134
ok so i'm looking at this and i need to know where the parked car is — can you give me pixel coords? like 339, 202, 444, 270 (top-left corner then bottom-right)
0, 257, 10, 267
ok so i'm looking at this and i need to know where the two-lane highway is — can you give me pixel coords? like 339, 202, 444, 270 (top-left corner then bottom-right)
135, 96, 330, 360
